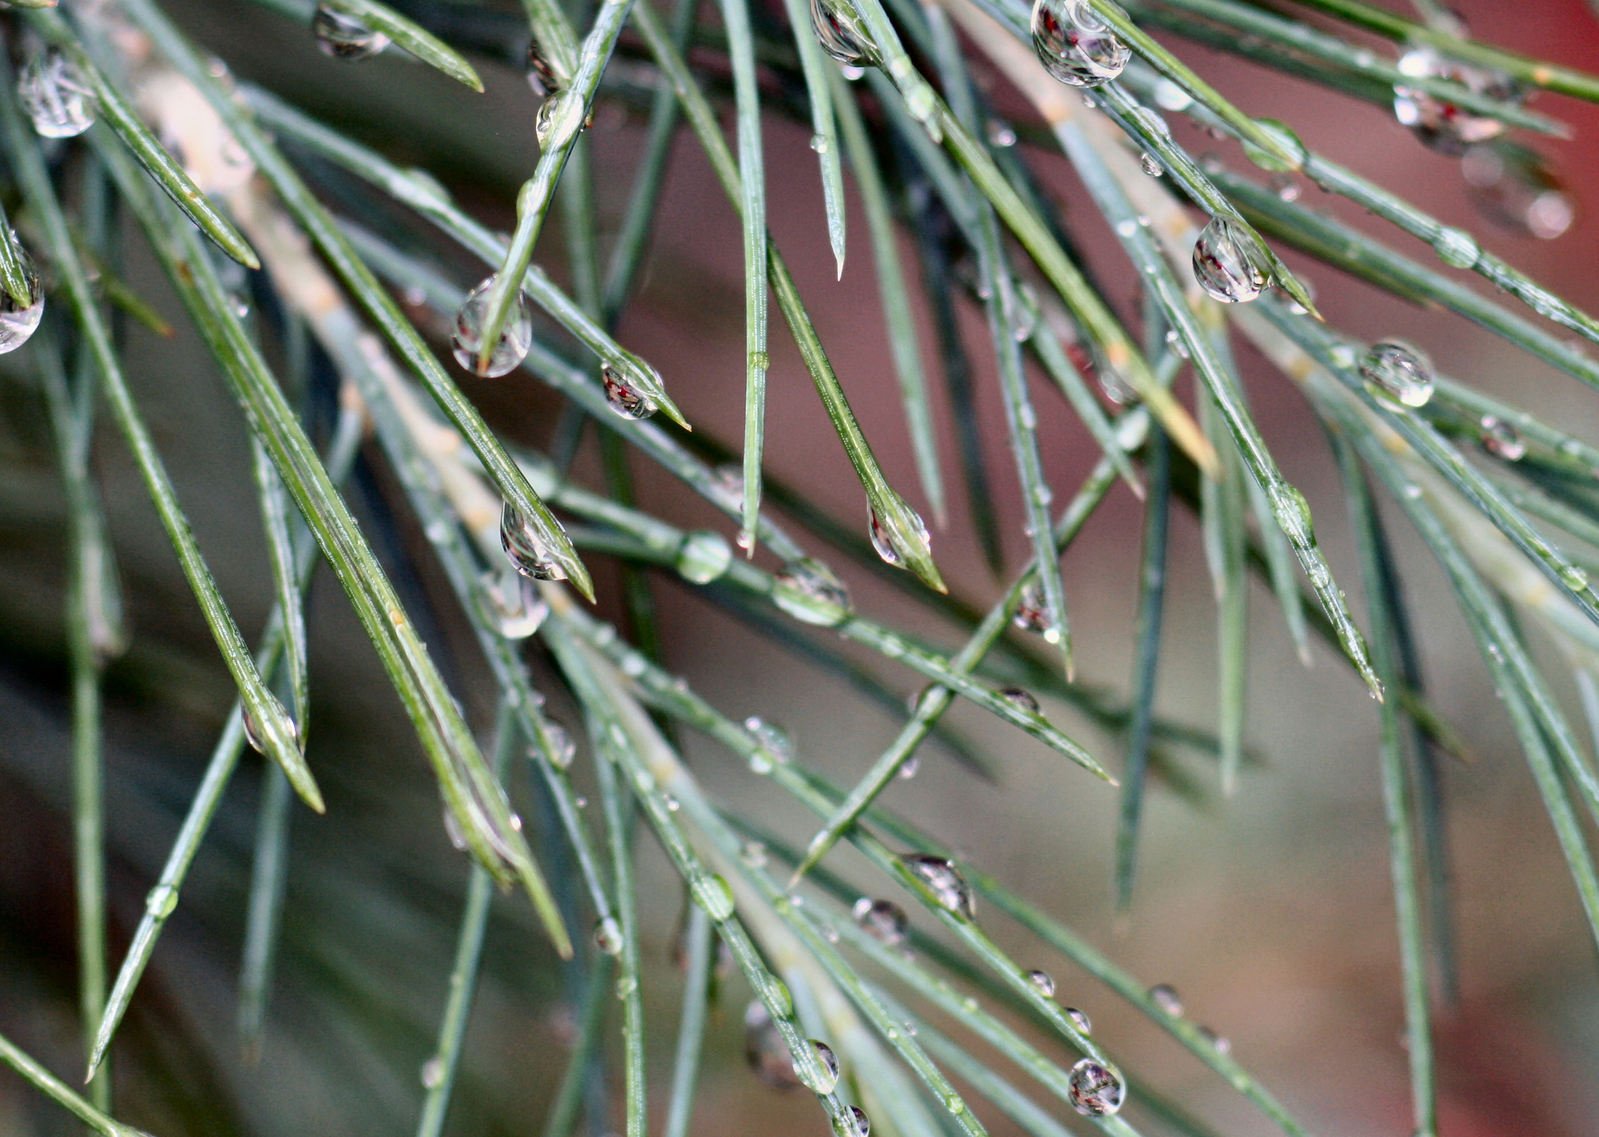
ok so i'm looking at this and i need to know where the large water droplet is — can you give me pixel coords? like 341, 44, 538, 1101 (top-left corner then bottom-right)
1067, 1058, 1125, 1116
242, 695, 300, 755
452, 277, 532, 378
500, 501, 568, 581
853, 897, 909, 945
900, 854, 975, 920
18, 49, 95, 139
676, 530, 733, 584
798, 1040, 841, 1094
593, 914, 624, 955
691, 873, 736, 921
0, 252, 44, 354
1149, 982, 1184, 1015
1026, 969, 1056, 998
810, 0, 873, 66
833, 1106, 870, 1137
1030, 0, 1131, 88
1463, 142, 1575, 240
1393, 46, 1519, 156
144, 883, 179, 919
1359, 340, 1435, 408
870, 508, 929, 570
773, 558, 853, 626
1192, 217, 1270, 304
744, 1002, 802, 1089
603, 362, 658, 420
312, 5, 391, 60
1479, 415, 1526, 461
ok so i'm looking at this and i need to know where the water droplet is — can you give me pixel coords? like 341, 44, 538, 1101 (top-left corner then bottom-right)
1463, 142, 1574, 240
485, 571, 548, 639
986, 119, 1018, 148
1164, 327, 1191, 359
852, 897, 909, 945
1192, 217, 1270, 304
1432, 227, 1480, 269
798, 1040, 840, 1094
1026, 969, 1056, 998
1030, 0, 1131, 88
17, 49, 95, 139
1140, 152, 1163, 177
526, 35, 561, 97
602, 362, 658, 420
690, 873, 736, 921
898, 754, 920, 780
675, 529, 733, 584
900, 854, 975, 920
539, 720, 577, 770
1067, 1058, 1125, 1116
1198, 1025, 1230, 1055
500, 501, 568, 580
743, 1002, 800, 1088
1149, 982, 1183, 1014
773, 558, 853, 626
144, 883, 178, 919
741, 840, 769, 868
870, 507, 929, 570
0, 251, 43, 354
1065, 1006, 1092, 1034
421, 1056, 444, 1089
810, 0, 873, 66
242, 695, 300, 755
1241, 118, 1306, 173
1152, 78, 1192, 111
593, 915, 625, 955
832, 1106, 870, 1137
442, 804, 468, 850
1393, 46, 1519, 155
1270, 173, 1301, 202
1359, 340, 1435, 409
452, 277, 532, 378
1012, 583, 1053, 635
999, 687, 1041, 716
1479, 415, 1526, 461
312, 5, 391, 60
744, 715, 795, 770
1560, 564, 1589, 591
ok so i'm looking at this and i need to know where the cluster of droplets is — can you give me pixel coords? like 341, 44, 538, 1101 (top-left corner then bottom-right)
452, 277, 533, 377
312, 4, 391, 60
772, 558, 853, 626
500, 501, 568, 581
0, 249, 44, 356
1192, 217, 1271, 304
1029, 0, 1131, 89
1358, 340, 1435, 409
900, 854, 975, 920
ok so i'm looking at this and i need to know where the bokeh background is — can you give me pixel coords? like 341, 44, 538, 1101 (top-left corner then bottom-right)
3, 1, 1599, 1134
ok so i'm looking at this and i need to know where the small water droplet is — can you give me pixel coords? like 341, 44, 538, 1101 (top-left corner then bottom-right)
852, 897, 909, 945
1193, 217, 1270, 304
870, 507, 929, 570
1241, 118, 1306, 173
1393, 46, 1519, 155
312, 4, 391, 60
539, 720, 577, 770
144, 883, 178, 919
797, 1039, 840, 1094
1560, 564, 1589, 591
1164, 327, 1191, 359
1030, 0, 1131, 88
603, 362, 658, 420
999, 686, 1041, 716
452, 277, 532, 378
773, 558, 853, 626
1478, 415, 1526, 461
526, 35, 561, 97
742, 840, 769, 868
242, 695, 299, 756
485, 571, 549, 639
0, 250, 43, 354
900, 854, 975, 920
832, 1106, 870, 1137
986, 119, 1018, 148
1026, 969, 1056, 998
1065, 1006, 1092, 1034
1140, 152, 1163, 177
18, 49, 95, 139
442, 804, 468, 850
593, 915, 625, 955
1359, 340, 1435, 409
898, 754, 920, 780
1198, 1025, 1231, 1055
690, 873, 736, 920
1067, 1058, 1125, 1116
675, 529, 733, 583
421, 1056, 444, 1089
1013, 583, 1052, 634
1270, 173, 1301, 202
500, 501, 568, 581
810, 0, 873, 66
1153, 78, 1192, 111
1149, 982, 1184, 1015
744, 715, 795, 770
1432, 227, 1480, 268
